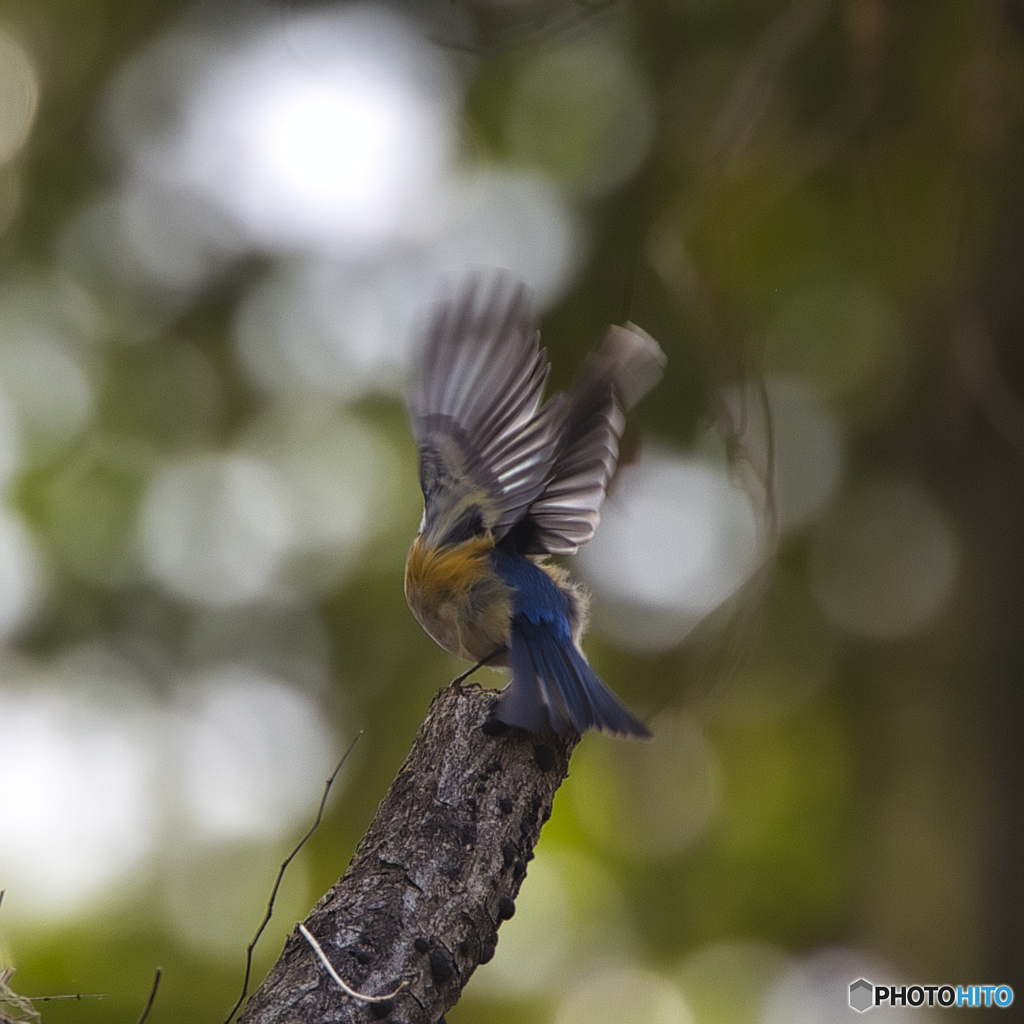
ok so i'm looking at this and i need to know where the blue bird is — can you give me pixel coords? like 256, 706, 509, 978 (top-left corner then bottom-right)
405, 276, 664, 737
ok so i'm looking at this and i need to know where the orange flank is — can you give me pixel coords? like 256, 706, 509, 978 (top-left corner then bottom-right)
405, 533, 494, 598
404, 533, 513, 664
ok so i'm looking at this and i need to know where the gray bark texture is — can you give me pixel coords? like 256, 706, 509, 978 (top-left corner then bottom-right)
237, 681, 578, 1024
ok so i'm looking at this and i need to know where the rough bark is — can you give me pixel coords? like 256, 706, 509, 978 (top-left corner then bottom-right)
237, 681, 578, 1024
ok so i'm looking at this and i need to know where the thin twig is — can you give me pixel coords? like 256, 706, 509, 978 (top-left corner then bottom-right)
1, 890, 108, 1023
30, 993, 108, 1003
297, 924, 406, 1003
222, 733, 362, 1024
134, 969, 161, 1024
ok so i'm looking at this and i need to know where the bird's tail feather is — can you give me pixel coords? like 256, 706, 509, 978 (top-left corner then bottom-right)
497, 618, 651, 738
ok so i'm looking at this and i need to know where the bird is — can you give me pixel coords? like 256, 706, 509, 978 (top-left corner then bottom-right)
404, 275, 664, 738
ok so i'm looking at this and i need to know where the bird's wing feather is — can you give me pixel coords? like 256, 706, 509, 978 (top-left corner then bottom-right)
409, 277, 561, 546
510, 323, 666, 555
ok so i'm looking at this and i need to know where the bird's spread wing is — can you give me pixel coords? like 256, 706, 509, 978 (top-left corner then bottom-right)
408, 277, 561, 548
409, 276, 665, 555
509, 323, 666, 555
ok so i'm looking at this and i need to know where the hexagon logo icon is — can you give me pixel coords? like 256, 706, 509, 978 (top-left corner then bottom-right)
849, 978, 874, 1012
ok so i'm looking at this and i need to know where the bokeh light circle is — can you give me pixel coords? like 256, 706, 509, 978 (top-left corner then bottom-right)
432, 167, 582, 304
809, 479, 957, 639
505, 33, 655, 196
0, 657, 158, 917
555, 966, 695, 1024
125, 7, 459, 255
676, 940, 791, 1024
717, 376, 844, 533
579, 450, 761, 652
139, 452, 292, 606
0, 313, 93, 454
241, 403, 401, 590
568, 713, 721, 859
0, 30, 38, 165
171, 667, 337, 840
762, 947, 919, 1024
0, 507, 41, 638
765, 281, 905, 405
163, 838, 312, 955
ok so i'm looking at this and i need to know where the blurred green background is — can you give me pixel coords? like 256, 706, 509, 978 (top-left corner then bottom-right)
0, 0, 1021, 1021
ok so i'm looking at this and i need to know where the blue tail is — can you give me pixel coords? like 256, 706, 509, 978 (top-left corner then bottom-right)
495, 616, 651, 738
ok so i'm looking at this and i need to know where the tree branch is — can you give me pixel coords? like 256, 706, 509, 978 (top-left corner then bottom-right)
237, 681, 578, 1024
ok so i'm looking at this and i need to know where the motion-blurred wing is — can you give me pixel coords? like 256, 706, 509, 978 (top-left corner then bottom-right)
409, 277, 561, 547
511, 323, 666, 555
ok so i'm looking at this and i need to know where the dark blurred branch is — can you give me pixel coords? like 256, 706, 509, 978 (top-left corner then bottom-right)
711, 0, 832, 165
438, 0, 624, 55
237, 683, 577, 1024
954, 302, 1024, 455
